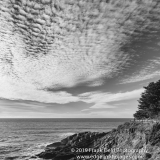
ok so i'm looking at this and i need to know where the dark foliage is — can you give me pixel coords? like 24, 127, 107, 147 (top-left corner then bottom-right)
133, 110, 149, 120
134, 80, 160, 119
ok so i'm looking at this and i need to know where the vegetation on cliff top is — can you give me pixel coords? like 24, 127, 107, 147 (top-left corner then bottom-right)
134, 79, 160, 120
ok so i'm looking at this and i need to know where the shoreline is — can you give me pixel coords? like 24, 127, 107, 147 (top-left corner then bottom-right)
37, 121, 160, 160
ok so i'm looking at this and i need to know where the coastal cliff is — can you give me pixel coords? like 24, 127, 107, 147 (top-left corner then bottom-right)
37, 121, 160, 160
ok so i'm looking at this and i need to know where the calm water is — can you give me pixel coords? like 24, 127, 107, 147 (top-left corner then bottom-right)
0, 118, 132, 160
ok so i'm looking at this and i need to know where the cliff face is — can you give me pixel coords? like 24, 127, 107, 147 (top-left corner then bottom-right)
37, 121, 160, 160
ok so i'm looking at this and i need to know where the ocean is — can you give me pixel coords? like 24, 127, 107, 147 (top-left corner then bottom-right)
0, 118, 132, 160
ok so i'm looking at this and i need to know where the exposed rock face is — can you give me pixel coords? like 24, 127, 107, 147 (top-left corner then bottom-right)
37, 132, 107, 159
37, 121, 160, 160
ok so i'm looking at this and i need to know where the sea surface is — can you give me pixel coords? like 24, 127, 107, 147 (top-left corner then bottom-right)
0, 118, 132, 160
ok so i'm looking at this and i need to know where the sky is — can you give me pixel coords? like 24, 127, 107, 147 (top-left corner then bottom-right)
0, 0, 160, 118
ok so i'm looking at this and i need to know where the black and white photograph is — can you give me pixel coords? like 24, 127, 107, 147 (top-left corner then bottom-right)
0, 0, 160, 159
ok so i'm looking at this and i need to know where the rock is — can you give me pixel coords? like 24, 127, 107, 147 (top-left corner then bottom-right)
54, 153, 75, 160
37, 121, 160, 160
145, 153, 152, 159
38, 151, 56, 159
149, 123, 160, 145
46, 142, 62, 149
37, 131, 106, 159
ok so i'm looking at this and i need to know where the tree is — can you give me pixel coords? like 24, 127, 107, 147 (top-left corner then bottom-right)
134, 80, 160, 119
133, 110, 149, 120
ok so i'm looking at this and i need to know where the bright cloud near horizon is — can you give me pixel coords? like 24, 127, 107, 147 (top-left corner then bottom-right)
0, 0, 160, 118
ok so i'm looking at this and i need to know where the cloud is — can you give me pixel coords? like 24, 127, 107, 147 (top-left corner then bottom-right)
121, 71, 160, 84
79, 88, 144, 103
114, 102, 127, 106
87, 80, 104, 87
0, 87, 144, 112
81, 103, 116, 110
0, 77, 79, 103
120, 58, 160, 84
87, 110, 134, 118
0, 0, 160, 103
0, 87, 143, 118
79, 88, 144, 109
81, 109, 90, 112
90, 103, 116, 109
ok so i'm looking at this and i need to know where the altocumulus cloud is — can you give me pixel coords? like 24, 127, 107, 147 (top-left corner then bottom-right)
120, 58, 160, 84
0, 0, 160, 103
